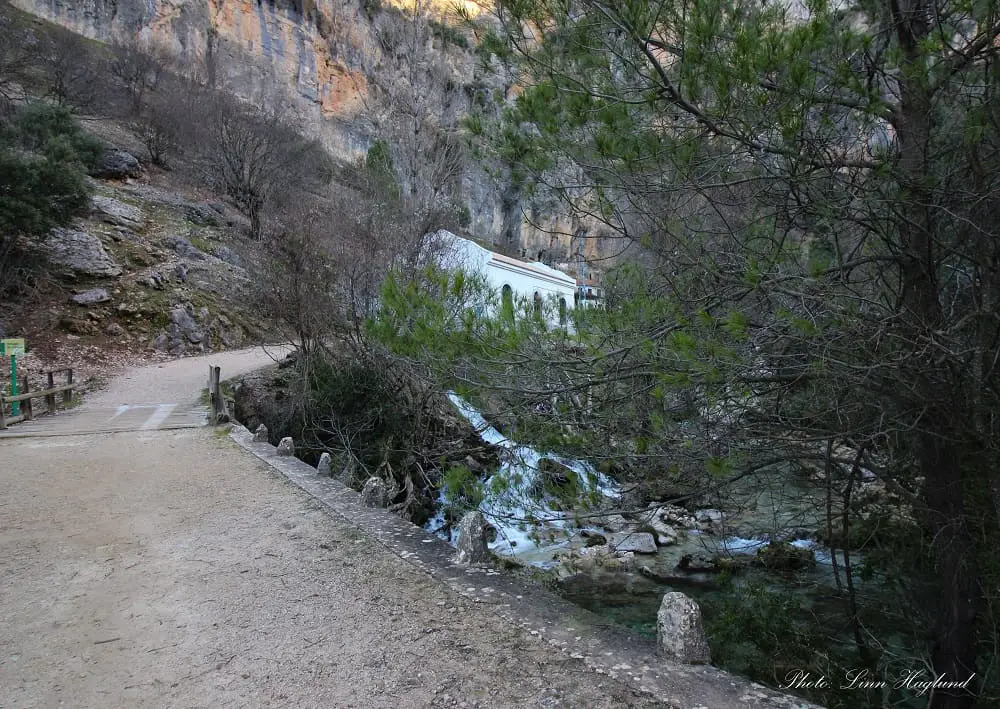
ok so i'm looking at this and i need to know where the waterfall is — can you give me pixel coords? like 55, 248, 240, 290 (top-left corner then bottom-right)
428, 393, 620, 555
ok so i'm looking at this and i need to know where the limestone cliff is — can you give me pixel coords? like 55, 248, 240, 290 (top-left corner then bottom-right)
11, 0, 609, 267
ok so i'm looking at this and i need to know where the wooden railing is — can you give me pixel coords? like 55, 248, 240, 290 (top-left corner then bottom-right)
207, 365, 230, 425
0, 368, 74, 429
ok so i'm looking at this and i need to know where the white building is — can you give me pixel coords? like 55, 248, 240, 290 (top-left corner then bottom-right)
433, 230, 577, 326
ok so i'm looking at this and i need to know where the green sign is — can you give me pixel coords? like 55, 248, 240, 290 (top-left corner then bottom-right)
1, 338, 24, 415
0, 338, 25, 356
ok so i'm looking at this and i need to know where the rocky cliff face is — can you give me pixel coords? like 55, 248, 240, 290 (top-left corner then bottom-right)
12, 0, 609, 266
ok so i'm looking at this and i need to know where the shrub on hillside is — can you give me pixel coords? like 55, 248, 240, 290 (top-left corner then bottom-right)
0, 102, 102, 292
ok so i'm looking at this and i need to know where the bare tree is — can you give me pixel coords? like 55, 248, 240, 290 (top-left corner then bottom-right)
109, 38, 164, 116
251, 203, 344, 356
196, 94, 330, 239
37, 33, 103, 110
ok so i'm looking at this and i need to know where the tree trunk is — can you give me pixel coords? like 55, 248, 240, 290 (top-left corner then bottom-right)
920, 431, 980, 709
892, 2, 982, 704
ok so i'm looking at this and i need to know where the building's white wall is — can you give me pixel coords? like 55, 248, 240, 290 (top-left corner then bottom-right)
486, 261, 575, 314
432, 230, 577, 326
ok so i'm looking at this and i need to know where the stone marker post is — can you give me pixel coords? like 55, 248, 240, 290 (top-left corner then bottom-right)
656, 592, 711, 664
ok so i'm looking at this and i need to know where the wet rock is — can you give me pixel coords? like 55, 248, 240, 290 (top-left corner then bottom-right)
317, 452, 332, 476
361, 477, 387, 508
583, 533, 607, 547
91, 148, 141, 180
770, 527, 814, 543
71, 288, 111, 305
92, 195, 144, 228
619, 483, 649, 510
595, 513, 632, 533
694, 508, 725, 533
45, 228, 122, 277
537, 457, 576, 486
657, 592, 711, 664
454, 511, 492, 565
253, 424, 269, 443
755, 542, 815, 570
644, 517, 680, 546
655, 504, 698, 529
677, 553, 718, 572
276, 437, 294, 456
608, 532, 657, 554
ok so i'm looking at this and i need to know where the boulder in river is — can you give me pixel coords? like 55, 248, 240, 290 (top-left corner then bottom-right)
677, 553, 719, 573
694, 508, 725, 533
608, 532, 657, 554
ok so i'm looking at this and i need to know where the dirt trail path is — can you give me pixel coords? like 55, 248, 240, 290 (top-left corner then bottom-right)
0, 349, 661, 709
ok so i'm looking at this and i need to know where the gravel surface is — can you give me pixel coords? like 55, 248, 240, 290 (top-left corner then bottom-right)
0, 349, 668, 708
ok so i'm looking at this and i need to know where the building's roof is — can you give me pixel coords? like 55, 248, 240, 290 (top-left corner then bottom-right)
489, 252, 576, 286
432, 230, 577, 288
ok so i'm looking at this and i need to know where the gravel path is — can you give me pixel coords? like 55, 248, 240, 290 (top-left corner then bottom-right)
0, 349, 665, 709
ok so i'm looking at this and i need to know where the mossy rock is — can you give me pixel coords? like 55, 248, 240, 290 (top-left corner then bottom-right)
755, 542, 815, 571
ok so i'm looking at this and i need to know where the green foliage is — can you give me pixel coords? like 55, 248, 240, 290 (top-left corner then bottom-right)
456, 0, 1000, 700
703, 583, 836, 698
0, 102, 98, 238
10, 101, 103, 168
366, 266, 490, 363
364, 139, 400, 200
442, 463, 483, 511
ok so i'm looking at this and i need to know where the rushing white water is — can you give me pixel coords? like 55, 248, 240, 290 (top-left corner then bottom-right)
426, 394, 836, 567
720, 536, 818, 561
432, 392, 620, 554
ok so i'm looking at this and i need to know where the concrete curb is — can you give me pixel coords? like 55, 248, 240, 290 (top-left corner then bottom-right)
230, 422, 820, 709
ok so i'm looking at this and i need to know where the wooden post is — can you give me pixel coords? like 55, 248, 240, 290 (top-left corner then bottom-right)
0, 394, 6, 430
22, 375, 32, 421
46, 371, 56, 413
63, 369, 73, 407
209, 366, 221, 424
